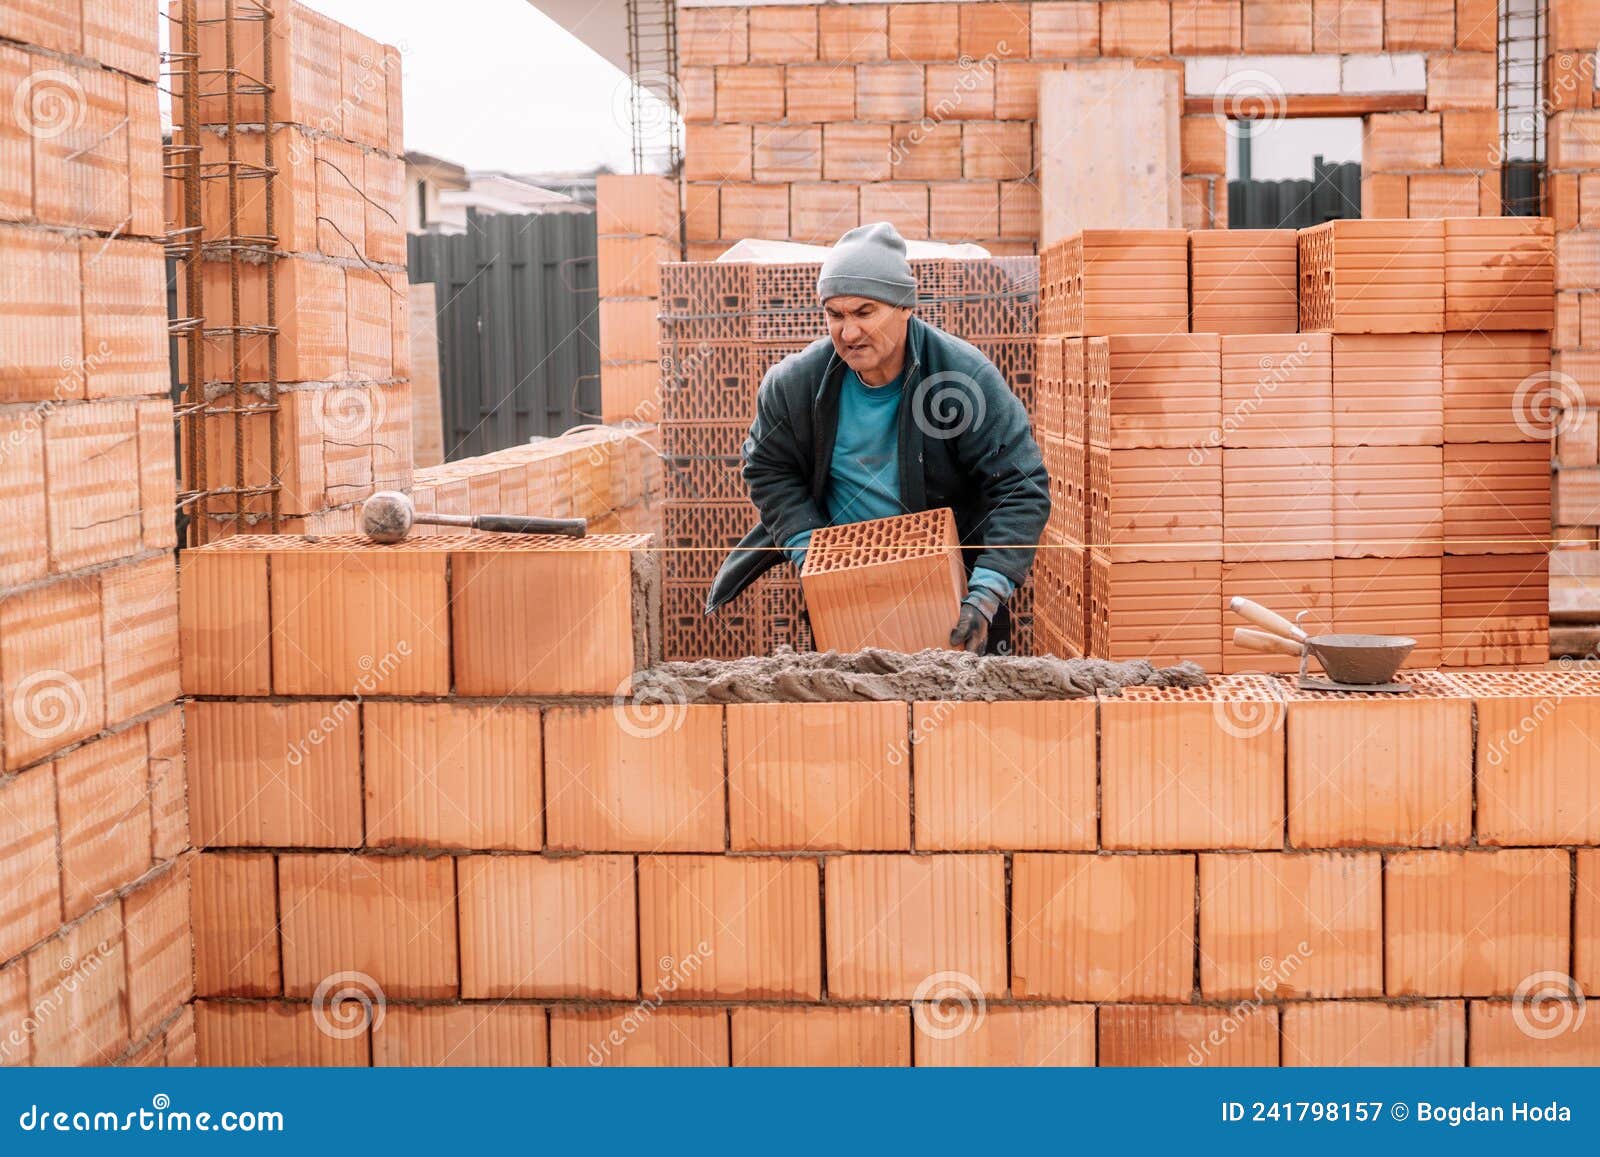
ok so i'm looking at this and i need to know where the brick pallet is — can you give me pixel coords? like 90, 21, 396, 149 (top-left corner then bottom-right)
1033, 222, 1555, 672
658, 255, 1038, 659
0, 1, 190, 1068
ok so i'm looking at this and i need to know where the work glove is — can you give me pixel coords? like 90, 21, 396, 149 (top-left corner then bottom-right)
950, 603, 990, 654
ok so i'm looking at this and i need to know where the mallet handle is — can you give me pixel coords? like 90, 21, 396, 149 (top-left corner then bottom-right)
1227, 596, 1308, 642
413, 512, 588, 537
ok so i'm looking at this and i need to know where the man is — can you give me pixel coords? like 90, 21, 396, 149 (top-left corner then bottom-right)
706, 222, 1050, 654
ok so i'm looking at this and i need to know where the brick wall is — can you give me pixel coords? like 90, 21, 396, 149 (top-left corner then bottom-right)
179, 545, 1600, 1064
182, 0, 411, 537
598, 174, 682, 424
0, 0, 191, 1067
676, 0, 1507, 258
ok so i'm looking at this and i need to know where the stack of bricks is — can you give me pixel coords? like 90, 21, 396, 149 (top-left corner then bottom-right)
0, 0, 192, 1066
408, 427, 662, 537
1032, 219, 1553, 672
179, 605, 1600, 1066
183, 0, 411, 537
657, 255, 1036, 659
1548, 0, 1600, 548
597, 174, 681, 425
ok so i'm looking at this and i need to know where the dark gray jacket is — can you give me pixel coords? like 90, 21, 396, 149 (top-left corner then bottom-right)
706, 316, 1050, 612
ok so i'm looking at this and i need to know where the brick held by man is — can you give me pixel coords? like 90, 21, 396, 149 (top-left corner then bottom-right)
706, 222, 1049, 654
1414, 1101, 1572, 1125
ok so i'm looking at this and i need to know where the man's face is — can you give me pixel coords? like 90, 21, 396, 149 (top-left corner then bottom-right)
824, 295, 911, 381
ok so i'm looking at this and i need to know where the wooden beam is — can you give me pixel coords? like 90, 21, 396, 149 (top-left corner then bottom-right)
1183, 93, 1427, 117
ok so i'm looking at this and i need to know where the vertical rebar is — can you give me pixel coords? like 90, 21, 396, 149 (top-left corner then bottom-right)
262, 0, 281, 532
180, 0, 208, 545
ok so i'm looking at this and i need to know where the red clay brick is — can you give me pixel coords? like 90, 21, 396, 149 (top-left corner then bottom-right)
544, 704, 724, 852
1386, 849, 1570, 996
912, 699, 1094, 850
1312, 0, 1382, 50
458, 854, 635, 1000
1101, 0, 1172, 55
1034, 2, 1102, 54
1013, 853, 1194, 1000
191, 851, 281, 997
1, 575, 105, 770
1472, 687, 1600, 846
1287, 693, 1473, 847
1333, 444, 1443, 558
754, 125, 822, 182
1200, 852, 1382, 998
163, 1003, 196, 1066
1100, 696, 1284, 850
27, 906, 125, 1065
802, 509, 965, 652
640, 854, 820, 1000
819, 5, 887, 61
553, 1007, 729, 1067
55, 726, 151, 919
1468, 1000, 1600, 1064
750, 5, 818, 61
195, 1000, 367, 1066
1281, 1000, 1465, 1065
733, 1006, 910, 1066
728, 701, 908, 851
121, 862, 193, 1040
374, 1005, 548, 1066
279, 853, 458, 1000
1100, 1003, 1280, 1066
100, 555, 179, 723
823, 123, 892, 181
1243, 0, 1313, 51
185, 700, 362, 848
826, 854, 1006, 1000
0, 958, 27, 1066
364, 701, 542, 851
857, 62, 925, 119
914, 1003, 1095, 1065
1578, 849, 1598, 996
888, 3, 959, 60
0, 764, 60, 961
269, 548, 450, 696
1220, 560, 1332, 674
178, 550, 270, 696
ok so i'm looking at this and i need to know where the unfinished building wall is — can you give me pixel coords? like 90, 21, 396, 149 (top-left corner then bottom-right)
182, 0, 410, 538
677, 0, 1507, 259
0, 0, 191, 1066
597, 173, 681, 424
176, 536, 1600, 1066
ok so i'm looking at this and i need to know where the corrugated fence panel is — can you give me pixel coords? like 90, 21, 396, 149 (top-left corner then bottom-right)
408, 211, 599, 460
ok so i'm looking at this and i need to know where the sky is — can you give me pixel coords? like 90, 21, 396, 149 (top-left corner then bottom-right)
272, 0, 653, 174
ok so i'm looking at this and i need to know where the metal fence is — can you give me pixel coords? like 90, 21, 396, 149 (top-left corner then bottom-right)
407, 210, 600, 460
1228, 159, 1362, 229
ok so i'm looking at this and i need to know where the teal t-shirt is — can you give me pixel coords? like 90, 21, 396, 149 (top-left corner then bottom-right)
783, 366, 1016, 614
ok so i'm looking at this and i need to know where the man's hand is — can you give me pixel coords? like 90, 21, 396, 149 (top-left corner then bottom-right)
950, 604, 989, 654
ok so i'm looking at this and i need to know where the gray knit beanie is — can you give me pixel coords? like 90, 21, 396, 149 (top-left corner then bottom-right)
816, 222, 917, 308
